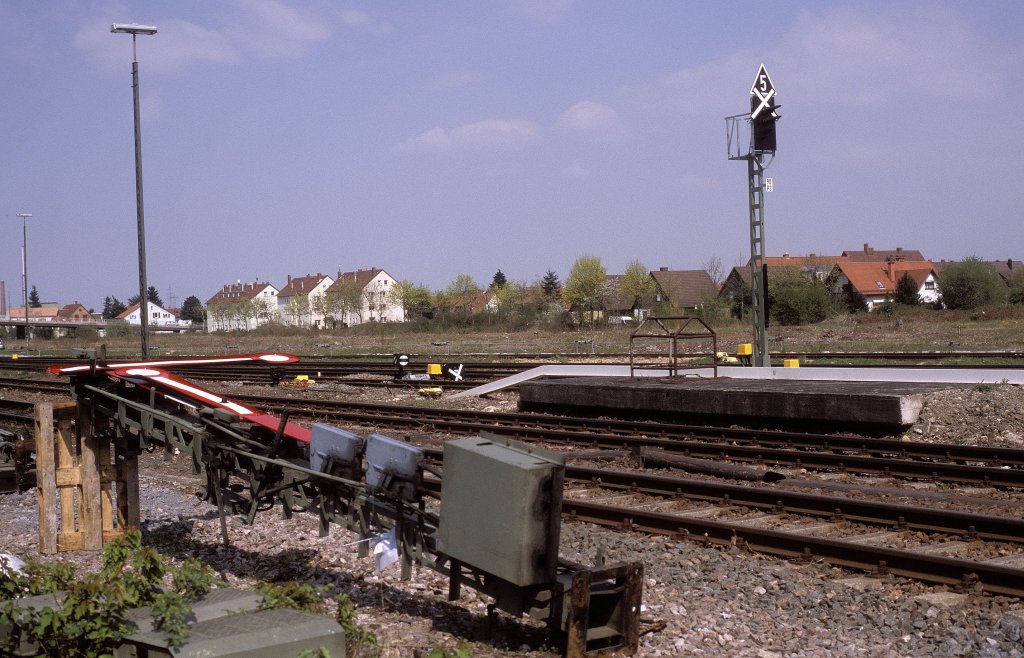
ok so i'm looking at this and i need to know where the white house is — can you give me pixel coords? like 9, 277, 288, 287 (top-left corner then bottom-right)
830, 260, 940, 310
327, 268, 404, 326
206, 281, 279, 332
276, 273, 335, 328
116, 302, 190, 327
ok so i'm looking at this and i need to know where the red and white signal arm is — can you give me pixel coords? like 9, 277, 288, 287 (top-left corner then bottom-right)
750, 64, 776, 120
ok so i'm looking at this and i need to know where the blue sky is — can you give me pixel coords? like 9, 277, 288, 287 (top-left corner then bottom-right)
2, 1, 1022, 312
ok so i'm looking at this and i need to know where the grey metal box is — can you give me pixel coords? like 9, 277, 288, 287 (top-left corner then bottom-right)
310, 423, 364, 476
115, 607, 346, 658
125, 587, 265, 633
364, 433, 423, 501
438, 437, 564, 587
0, 591, 66, 657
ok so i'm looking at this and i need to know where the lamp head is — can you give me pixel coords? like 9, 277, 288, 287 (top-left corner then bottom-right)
111, 23, 157, 35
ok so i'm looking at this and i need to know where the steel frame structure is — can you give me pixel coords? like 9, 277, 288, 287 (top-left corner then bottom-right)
59, 364, 642, 657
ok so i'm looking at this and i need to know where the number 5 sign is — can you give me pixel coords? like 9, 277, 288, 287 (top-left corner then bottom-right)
750, 64, 776, 120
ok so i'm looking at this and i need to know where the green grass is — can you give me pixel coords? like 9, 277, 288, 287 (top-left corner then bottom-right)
4, 305, 1024, 361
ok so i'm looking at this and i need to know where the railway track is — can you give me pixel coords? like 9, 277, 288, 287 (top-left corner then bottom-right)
4, 375, 1024, 486
6, 372, 1024, 596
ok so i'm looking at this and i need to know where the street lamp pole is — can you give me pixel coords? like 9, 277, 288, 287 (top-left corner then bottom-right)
112, 22, 157, 359
16, 213, 32, 350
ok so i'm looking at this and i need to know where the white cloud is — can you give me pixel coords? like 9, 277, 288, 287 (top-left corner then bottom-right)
563, 160, 589, 178
395, 119, 539, 152
75, 18, 240, 75
779, 7, 1002, 106
76, 1, 332, 74
225, 0, 330, 59
336, 8, 392, 34
556, 101, 622, 134
624, 7, 1004, 121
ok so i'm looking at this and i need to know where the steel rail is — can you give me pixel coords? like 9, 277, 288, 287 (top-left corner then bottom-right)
231, 396, 1024, 487
562, 498, 1024, 597
563, 465, 1024, 542
234, 393, 1024, 468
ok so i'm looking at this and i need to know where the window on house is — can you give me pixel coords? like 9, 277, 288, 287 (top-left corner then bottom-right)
924, 281, 935, 290
875, 281, 885, 290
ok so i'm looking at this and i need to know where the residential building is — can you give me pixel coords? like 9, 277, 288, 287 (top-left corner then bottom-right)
934, 259, 1024, 286
830, 260, 940, 310
841, 244, 925, 262
719, 254, 846, 301
277, 273, 335, 328
326, 268, 403, 326
116, 302, 191, 327
206, 281, 279, 332
649, 268, 718, 311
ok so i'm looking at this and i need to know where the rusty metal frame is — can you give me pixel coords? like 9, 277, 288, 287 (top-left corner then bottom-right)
629, 315, 717, 378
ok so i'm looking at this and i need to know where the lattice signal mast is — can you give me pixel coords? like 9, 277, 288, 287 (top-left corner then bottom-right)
726, 64, 780, 367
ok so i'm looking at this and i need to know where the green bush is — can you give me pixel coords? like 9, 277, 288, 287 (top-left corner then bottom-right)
939, 257, 1008, 309
0, 530, 215, 657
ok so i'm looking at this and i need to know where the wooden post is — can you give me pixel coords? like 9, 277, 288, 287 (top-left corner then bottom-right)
78, 404, 104, 550
36, 401, 138, 554
35, 402, 58, 555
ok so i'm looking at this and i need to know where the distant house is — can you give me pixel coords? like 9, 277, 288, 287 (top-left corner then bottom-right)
277, 273, 335, 328
206, 281, 279, 332
602, 275, 647, 322
116, 302, 190, 327
830, 260, 940, 310
934, 259, 1024, 286
649, 268, 717, 311
8, 304, 60, 324
720, 254, 846, 301
325, 268, 403, 326
841, 244, 925, 262
57, 303, 93, 324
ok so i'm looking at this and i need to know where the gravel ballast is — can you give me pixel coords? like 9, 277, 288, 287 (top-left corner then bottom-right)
4, 384, 1024, 656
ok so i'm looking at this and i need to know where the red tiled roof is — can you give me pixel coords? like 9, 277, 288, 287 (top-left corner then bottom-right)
835, 260, 936, 295
207, 282, 275, 305
326, 269, 386, 296
278, 273, 331, 298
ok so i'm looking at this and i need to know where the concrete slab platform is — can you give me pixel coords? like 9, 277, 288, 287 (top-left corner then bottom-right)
517, 376, 968, 428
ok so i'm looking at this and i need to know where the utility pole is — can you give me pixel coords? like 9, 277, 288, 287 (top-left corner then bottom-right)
726, 64, 780, 367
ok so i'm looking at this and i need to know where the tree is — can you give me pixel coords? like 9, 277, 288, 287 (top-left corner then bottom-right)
491, 281, 525, 322
563, 255, 607, 324
540, 270, 561, 299
445, 274, 483, 318
489, 270, 507, 291
893, 273, 921, 306
28, 286, 41, 307
619, 260, 655, 311
389, 280, 432, 321
702, 255, 726, 286
102, 296, 127, 319
284, 296, 311, 327
180, 296, 204, 324
128, 286, 163, 307
768, 267, 836, 326
1008, 269, 1024, 305
939, 257, 1007, 310
326, 279, 366, 325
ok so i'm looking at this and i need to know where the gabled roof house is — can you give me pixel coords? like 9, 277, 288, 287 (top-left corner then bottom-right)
326, 268, 403, 326
650, 268, 718, 310
830, 260, 940, 310
206, 281, 279, 332
277, 273, 335, 328
116, 302, 189, 327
